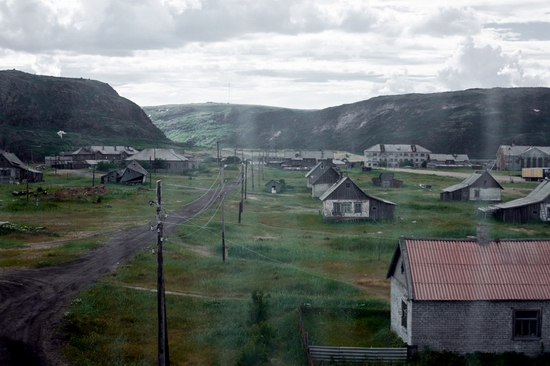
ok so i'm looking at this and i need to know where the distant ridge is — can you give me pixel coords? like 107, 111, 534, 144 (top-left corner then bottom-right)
0, 70, 169, 161
145, 87, 550, 159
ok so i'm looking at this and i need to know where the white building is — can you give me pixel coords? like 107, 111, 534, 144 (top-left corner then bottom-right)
364, 144, 431, 168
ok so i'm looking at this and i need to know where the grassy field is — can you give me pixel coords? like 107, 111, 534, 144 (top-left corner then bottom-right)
1, 163, 549, 365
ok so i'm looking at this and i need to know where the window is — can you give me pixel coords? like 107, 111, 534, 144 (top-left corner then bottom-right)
401, 301, 408, 328
354, 203, 361, 213
474, 189, 480, 198
514, 310, 540, 338
333, 202, 340, 212
341, 202, 351, 213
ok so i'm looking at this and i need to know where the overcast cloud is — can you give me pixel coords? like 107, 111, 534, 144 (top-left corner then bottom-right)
1, 0, 549, 109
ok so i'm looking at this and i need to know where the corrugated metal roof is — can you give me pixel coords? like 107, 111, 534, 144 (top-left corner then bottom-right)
429, 154, 470, 161
489, 180, 550, 209
364, 144, 431, 153
441, 171, 502, 193
402, 238, 550, 301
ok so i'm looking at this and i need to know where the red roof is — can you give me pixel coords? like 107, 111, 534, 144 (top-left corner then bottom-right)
397, 238, 550, 301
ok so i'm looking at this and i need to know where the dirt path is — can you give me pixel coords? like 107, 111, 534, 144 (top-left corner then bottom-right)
0, 178, 240, 366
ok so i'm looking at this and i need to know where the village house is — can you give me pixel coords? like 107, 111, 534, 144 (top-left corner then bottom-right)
46, 146, 139, 169
310, 167, 341, 199
100, 161, 148, 185
386, 235, 550, 356
427, 153, 470, 168
126, 148, 199, 173
495, 145, 550, 171
440, 170, 503, 202
364, 144, 430, 168
0, 150, 43, 183
281, 150, 334, 170
265, 179, 282, 193
478, 180, 550, 223
372, 172, 403, 188
319, 176, 396, 221
305, 161, 335, 189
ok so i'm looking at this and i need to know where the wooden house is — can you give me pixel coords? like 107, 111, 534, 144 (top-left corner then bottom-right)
310, 167, 341, 199
127, 148, 198, 173
265, 179, 282, 193
387, 236, 550, 356
440, 170, 502, 202
427, 154, 470, 168
0, 150, 43, 183
101, 161, 148, 184
372, 172, 403, 188
282, 150, 334, 170
319, 176, 396, 221
305, 162, 332, 189
478, 180, 550, 223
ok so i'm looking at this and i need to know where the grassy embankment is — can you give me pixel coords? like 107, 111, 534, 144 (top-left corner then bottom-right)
1, 164, 548, 365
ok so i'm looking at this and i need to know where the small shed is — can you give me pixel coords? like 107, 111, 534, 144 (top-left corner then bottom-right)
387, 236, 550, 356
101, 161, 148, 184
440, 170, 503, 202
0, 150, 43, 183
372, 173, 403, 188
310, 167, 341, 199
319, 176, 396, 221
265, 179, 282, 194
478, 180, 550, 223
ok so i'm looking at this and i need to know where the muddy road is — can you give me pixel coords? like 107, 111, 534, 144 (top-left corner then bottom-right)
0, 180, 239, 366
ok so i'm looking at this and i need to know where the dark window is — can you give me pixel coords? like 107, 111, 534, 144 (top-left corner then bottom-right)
371, 206, 377, 211
346, 182, 351, 189
341, 202, 351, 213
333, 202, 340, 213
401, 301, 408, 328
354, 203, 362, 213
474, 189, 480, 198
514, 310, 540, 338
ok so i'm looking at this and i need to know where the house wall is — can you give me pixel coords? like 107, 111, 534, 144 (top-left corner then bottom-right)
496, 202, 543, 223
468, 187, 501, 202
390, 269, 412, 344
322, 199, 369, 220
408, 300, 550, 356
312, 183, 333, 199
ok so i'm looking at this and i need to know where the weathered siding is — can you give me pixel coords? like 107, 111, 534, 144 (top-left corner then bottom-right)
322, 199, 369, 219
495, 202, 543, 223
409, 300, 550, 356
468, 187, 501, 202
312, 183, 333, 199
390, 272, 411, 344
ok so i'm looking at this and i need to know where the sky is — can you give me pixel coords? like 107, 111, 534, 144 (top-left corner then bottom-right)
1, 0, 549, 110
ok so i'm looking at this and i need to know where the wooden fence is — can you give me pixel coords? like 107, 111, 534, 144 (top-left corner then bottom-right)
298, 303, 413, 365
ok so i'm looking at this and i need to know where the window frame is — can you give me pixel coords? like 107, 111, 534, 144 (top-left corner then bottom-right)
401, 300, 408, 329
513, 309, 541, 340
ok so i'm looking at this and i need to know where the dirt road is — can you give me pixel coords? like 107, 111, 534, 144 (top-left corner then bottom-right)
0, 179, 239, 366
390, 167, 523, 183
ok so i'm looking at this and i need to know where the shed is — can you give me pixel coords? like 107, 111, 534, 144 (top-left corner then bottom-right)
265, 179, 282, 194
310, 167, 341, 199
0, 150, 43, 183
478, 180, 550, 223
319, 176, 396, 221
372, 172, 403, 188
440, 170, 503, 202
387, 236, 550, 356
100, 161, 148, 184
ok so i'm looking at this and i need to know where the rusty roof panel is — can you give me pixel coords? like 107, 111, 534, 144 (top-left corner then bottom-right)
404, 238, 550, 301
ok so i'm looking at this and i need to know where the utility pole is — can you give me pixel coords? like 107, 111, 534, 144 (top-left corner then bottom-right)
239, 163, 244, 223
244, 159, 248, 200
156, 181, 169, 366
92, 164, 96, 187
251, 150, 254, 191
221, 165, 227, 261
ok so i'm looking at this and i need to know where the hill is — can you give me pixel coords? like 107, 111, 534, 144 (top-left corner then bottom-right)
0, 70, 170, 161
144, 88, 550, 159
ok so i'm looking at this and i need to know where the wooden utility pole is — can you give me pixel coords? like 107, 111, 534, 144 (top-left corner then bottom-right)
244, 160, 248, 200
156, 181, 169, 366
239, 163, 244, 223
251, 150, 254, 191
221, 165, 227, 261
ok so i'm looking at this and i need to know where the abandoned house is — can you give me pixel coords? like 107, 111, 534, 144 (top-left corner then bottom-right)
440, 170, 503, 202
319, 176, 396, 221
46, 146, 139, 169
310, 166, 341, 199
0, 150, 43, 183
372, 172, 403, 188
100, 161, 148, 184
478, 180, 550, 223
386, 235, 550, 356
427, 154, 470, 168
281, 150, 334, 170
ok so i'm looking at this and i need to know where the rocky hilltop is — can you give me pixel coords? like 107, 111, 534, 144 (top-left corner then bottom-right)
145, 87, 550, 159
0, 70, 168, 161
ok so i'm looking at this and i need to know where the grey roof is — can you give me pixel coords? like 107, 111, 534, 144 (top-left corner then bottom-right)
305, 162, 323, 178
319, 176, 397, 205
73, 146, 138, 155
521, 146, 550, 156
127, 148, 189, 162
311, 167, 340, 185
125, 161, 148, 176
441, 171, 503, 193
429, 154, 470, 162
488, 180, 550, 209
0, 150, 41, 173
498, 145, 535, 156
364, 144, 431, 153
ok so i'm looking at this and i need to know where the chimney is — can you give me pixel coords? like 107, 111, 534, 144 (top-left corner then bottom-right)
477, 224, 489, 246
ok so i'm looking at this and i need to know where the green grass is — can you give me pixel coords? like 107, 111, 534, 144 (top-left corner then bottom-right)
3, 164, 550, 365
